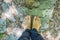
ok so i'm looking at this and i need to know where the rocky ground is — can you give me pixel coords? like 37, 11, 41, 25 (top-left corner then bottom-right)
0, 0, 60, 40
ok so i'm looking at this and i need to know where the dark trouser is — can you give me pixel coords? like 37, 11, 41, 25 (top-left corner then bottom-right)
18, 29, 44, 40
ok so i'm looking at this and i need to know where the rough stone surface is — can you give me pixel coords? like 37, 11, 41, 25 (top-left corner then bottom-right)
0, 0, 60, 40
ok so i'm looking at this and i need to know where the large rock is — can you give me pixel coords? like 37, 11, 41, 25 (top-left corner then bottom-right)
0, 19, 6, 33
